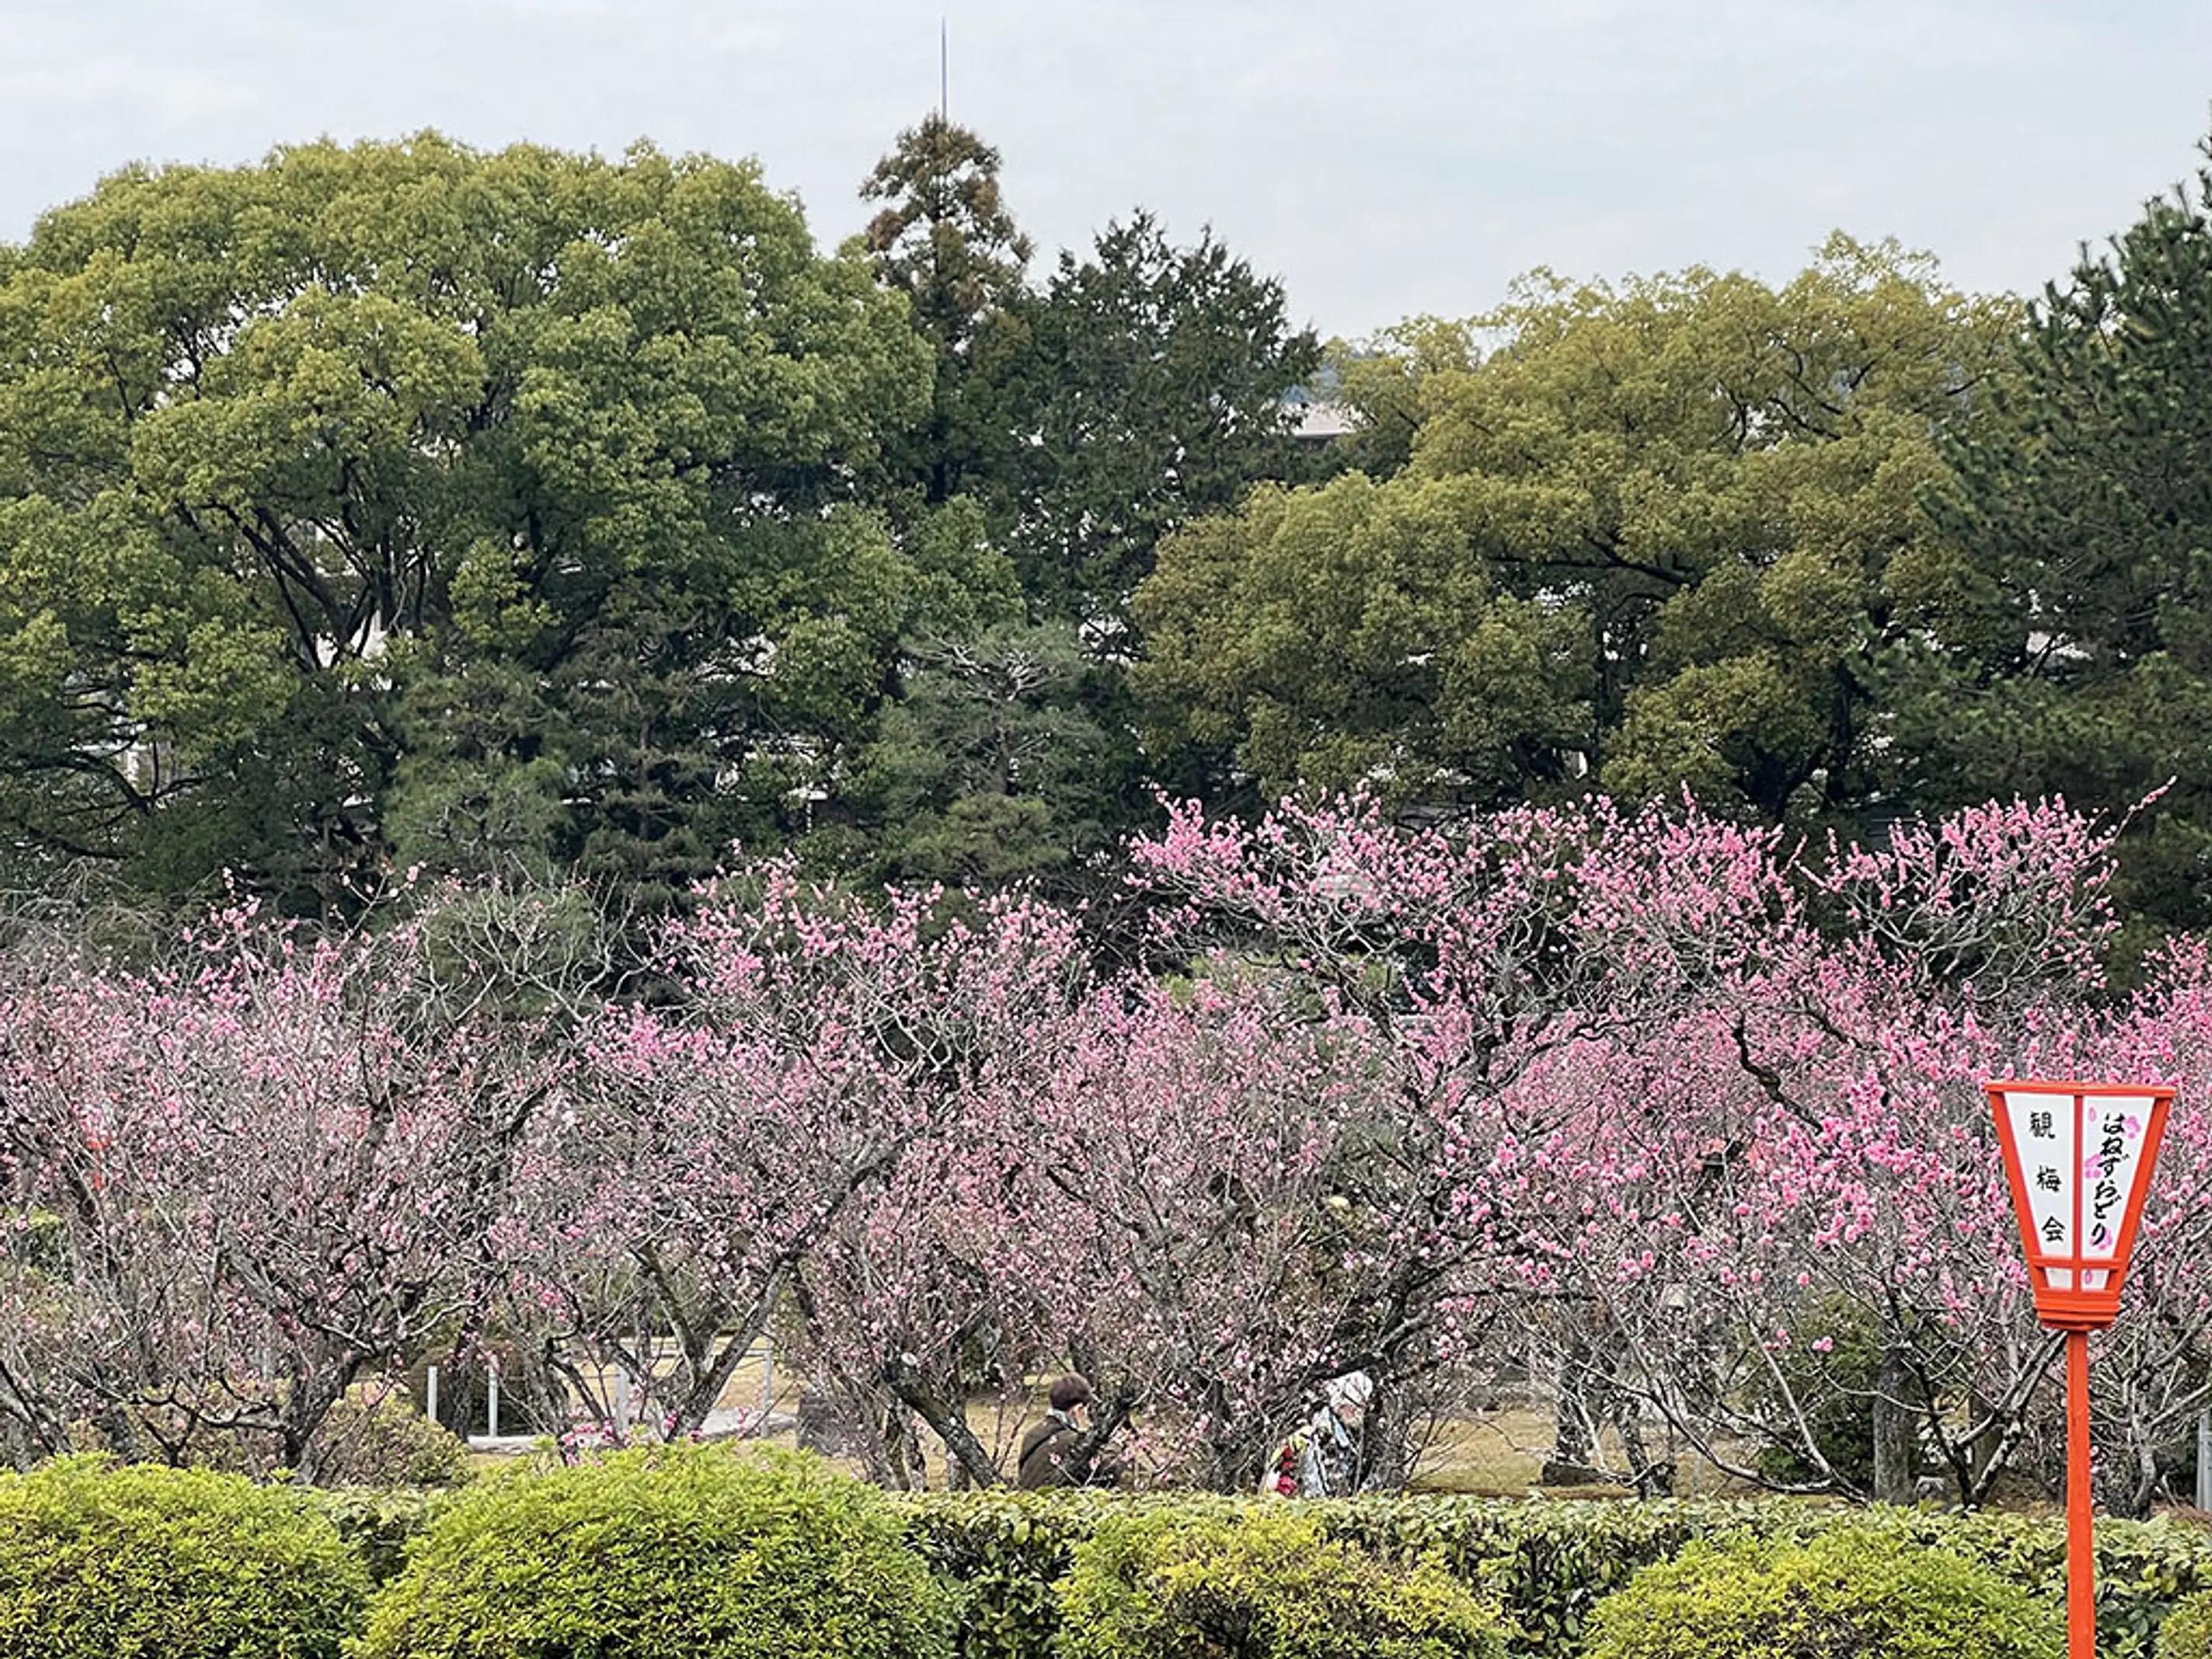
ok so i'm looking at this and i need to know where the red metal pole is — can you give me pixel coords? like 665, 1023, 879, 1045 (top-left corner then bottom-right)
2068, 1326, 2094, 1659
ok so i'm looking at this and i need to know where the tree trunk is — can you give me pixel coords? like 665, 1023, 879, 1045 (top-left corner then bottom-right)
1617, 1406, 1674, 1497
882, 1406, 925, 1491
1542, 1333, 1604, 1485
2113, 1396, 2164, 1518
796, 1390, 849, 1456
1361, 1389, 1416, 1493
1064, 1383, 1137, 1487
1210, 1416, 1278, 1495
1872, 1339, 1919, 1503
883, 1361, 1003, 1488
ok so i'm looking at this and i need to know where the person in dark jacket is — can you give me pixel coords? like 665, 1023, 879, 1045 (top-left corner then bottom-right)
1017, 1373, 1107, 1489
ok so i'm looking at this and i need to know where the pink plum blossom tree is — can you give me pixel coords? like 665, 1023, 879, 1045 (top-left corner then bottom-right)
498, 864, 1082, 1445
0, 896, 552, 1475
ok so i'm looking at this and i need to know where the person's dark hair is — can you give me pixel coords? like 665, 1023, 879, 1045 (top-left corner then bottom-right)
1048, 1373, 1094, 1412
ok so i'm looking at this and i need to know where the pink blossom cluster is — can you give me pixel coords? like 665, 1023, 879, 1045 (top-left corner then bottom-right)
3, 794, 2208, 1505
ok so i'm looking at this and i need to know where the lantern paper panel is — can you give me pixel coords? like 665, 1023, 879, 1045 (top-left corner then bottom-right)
1989, 1080, 2172, 1326
1998, 1088, 2080, 1289
2078, 1094, 2160, 1290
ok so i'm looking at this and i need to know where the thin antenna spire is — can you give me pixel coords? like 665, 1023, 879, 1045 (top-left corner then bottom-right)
940, 17, 949, 121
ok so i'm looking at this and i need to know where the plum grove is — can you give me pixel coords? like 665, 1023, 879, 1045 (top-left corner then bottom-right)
2, 790, 2209, 1511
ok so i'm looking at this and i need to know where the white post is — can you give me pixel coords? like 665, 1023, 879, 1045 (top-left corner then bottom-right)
425, 1365, 439, 1426
2197, 1409, 2211, 1511
614, 1366, 631, 1433
488, 1359, 501, 1439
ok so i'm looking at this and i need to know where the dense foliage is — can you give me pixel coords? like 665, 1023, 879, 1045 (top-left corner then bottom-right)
1058, 1505, 1509, 1659
2160, 1588, 2212, 1659
0, 1456, 367, 1659
1135, 237, 2017, 826
0, 135, 935, 909
5, 118, 2212, 922
5, 1460, 2211, 1658
0, 123, 1320, 911
1919, 135, 2212, 935
1580, 1531, 2065, 1659
358, 1445, 953, 1659
899, 1489, 2212, 1659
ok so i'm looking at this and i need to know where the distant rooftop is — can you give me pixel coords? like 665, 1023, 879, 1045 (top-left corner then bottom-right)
1294, 402, 1356, 441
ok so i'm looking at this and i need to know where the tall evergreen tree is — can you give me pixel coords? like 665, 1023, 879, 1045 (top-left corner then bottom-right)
859, 114, 1034, 506
858, 619, 1137, 890
853, 131, 1323, 887
999, 212, 1323, 629
1918, 132, 2212, 933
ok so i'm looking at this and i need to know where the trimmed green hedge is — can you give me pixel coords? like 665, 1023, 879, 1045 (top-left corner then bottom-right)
2161, 1588, 2212, 1659
897, 1491, 2212, 1658
1750, 1505, 2212, 1659
12, 1457, 2212, 1658
902, 1492, 1750, 1657
0, 1455, 368, 1659
1060, 1505, 1509, 1659
358, 1445, 953, 1659
1581, 1528, 2064, 1659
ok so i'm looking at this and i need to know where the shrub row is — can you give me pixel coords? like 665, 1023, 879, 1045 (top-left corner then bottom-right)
907, 1487, 2212, 1657
0, 1454, 1504, 1659
1333, 1495, 2212, 1658
7, 1452, 2212, 1657
0, 1456, 366, 1659
1581, 1531, 2064, 1659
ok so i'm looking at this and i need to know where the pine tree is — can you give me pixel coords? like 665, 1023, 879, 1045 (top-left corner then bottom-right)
859, 114, 1035, 505
1919, 132, 2212, 932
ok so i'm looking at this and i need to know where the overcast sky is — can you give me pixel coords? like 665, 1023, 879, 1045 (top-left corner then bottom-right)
3, 0, 2210, 339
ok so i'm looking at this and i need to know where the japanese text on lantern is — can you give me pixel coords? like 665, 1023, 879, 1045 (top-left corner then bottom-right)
2005, 1091, 2078, 1286
1995, 1088, 2157, 1294
2082, 1103, 2150, 1282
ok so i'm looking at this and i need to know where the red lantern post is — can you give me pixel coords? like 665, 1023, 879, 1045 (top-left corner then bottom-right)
1988, 1080, 2174, 1659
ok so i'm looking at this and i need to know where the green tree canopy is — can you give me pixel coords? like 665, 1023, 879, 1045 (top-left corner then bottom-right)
1919, 134, 2212, 932
858, 114, 1033, 508
856, 618, 1137, 891
1135, 235, 2018, 826
995, 211, 1323, 628
847, 138, 1320, 886
0, 133, 937, 909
